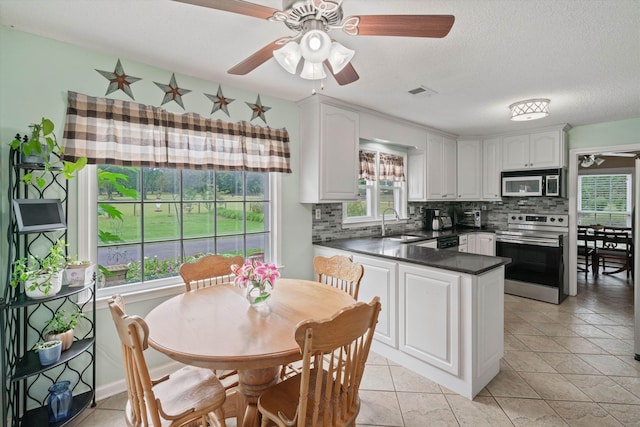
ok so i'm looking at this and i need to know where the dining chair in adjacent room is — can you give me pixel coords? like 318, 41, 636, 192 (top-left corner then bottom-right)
107, 295, 227, 427
577, 225, 595, 276
180, 254, 244, 292
594, 228, 633, 279
258, 297, 381, 427
313, 255, 364, 300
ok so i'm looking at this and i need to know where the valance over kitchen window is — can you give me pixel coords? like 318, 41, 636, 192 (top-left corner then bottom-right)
61, 91, 291, 172
358, 150, 377, 181
359, 149, 405, 182
379, 153, 405, 182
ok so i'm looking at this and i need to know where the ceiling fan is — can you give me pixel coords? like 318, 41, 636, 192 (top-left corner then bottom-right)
580, 155, 605, 168
175, 0, 455, 85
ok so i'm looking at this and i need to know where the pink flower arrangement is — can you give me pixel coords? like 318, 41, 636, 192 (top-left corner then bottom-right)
231, 260, 280, 289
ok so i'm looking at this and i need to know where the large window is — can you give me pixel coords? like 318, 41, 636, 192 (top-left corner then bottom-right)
344, 146, 407, 223
578, 173, 632, 226
97, 165, 271, 290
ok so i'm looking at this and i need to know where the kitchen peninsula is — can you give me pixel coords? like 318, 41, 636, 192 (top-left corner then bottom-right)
314, 237, 510, 399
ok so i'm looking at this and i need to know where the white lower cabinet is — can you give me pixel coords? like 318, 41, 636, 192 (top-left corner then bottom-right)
352, 255, 398, 348
475, 233, 496, 256
313, 244, 504, 399
398, 264, 460, 375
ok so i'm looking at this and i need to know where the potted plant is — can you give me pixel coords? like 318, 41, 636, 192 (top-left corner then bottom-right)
43, 308, 84, 351
10, 239, 69, 299
35, 340, 63, 366
65, 259, 95, 287
9, 117, 87, 188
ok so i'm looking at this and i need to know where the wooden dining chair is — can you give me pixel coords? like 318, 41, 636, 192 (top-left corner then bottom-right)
107, 295, 227, 427
577, 226, 595, 276
313, 255, 364, 300
258, 297, 381, 427
180, 254, 244, 292
594, 228, 633, 278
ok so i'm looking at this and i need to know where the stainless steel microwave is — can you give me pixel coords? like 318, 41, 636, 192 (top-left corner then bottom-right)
501, 168, 565, 197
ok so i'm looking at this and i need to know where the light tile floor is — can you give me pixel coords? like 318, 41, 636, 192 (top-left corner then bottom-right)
72, 272, 640, 426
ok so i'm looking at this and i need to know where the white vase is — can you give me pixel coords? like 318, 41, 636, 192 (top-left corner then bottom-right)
25, 270, 63, 299
45, 329, 74, 351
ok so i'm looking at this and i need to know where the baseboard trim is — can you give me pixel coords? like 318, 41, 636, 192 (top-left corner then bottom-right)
95, 361, 182, 401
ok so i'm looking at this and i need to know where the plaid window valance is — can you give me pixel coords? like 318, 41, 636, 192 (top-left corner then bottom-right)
359, 150, 377, 181
358, 150, 405, 182
379, 153, 405, 182
61, 91, 291, 173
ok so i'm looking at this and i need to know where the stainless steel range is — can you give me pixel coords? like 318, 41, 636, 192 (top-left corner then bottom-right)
495, 213, 569, 304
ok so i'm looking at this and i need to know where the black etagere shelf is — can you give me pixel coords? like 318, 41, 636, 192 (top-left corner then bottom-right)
1, 148, 96, 427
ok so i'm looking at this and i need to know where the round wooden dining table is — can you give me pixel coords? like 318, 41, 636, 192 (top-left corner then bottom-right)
145, 278, 355, 427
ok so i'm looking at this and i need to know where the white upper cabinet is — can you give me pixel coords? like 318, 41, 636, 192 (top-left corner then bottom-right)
298, 96, 360, 203
502, 128, 566, 171
426, 133, 457, 200
457, 140, 482, 200
407, 149, 426, 201
482, 138, 502, 200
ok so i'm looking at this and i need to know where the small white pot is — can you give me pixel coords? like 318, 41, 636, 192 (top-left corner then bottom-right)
25, 270, 63, 299
45, 329, 74, 351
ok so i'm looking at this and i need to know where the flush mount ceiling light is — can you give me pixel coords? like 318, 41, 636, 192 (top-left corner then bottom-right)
177, 0, 455, 86
580, 155, 605, 168
509, 98, 550, 121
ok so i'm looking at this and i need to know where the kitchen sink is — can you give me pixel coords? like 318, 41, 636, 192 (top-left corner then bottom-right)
383, 234, 426, 243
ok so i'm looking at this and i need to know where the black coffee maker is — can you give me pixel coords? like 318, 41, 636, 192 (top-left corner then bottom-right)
423, 209, 439, 231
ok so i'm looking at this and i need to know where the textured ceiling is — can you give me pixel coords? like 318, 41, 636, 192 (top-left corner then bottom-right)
1, 0, 639, 137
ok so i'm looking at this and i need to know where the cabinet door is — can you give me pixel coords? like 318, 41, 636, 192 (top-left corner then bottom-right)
442, 137, 457, 199
475, 233, 495, 256
407, 149, 426, 201
320, 104, 359, 200
529, 130, 561, 168
466, 234, 477, 254
457, 140, 482, 200
353, 255, 398, 347
482, 138, 502, 200
502, 134, 530, 170
399, 264, 460, 375
426, 134, 444, 199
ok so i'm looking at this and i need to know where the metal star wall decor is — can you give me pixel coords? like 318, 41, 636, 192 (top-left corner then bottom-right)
154, 73, 192, 109
245, 95, 271, 124
95, 59, 141, 100
204, 85, 235, 117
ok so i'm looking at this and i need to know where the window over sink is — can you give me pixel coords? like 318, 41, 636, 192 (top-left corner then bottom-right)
343, 144, 407, 224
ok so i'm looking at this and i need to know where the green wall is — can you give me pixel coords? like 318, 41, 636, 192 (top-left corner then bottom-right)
568, 117, 640, 149
0, 26, 312, 395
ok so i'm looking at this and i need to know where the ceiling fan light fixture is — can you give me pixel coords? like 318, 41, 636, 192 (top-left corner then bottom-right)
273, 41, 302, 74
300, 29, 332, 63
509, 98, 550, 121
581, 155, 595, 168
327, 41, 355, 73
300, 60, 326, 80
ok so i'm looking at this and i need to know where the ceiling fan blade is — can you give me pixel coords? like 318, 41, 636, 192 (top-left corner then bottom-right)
174, 0, 278, 20
351, 15, 455, 38
600, 152, 638, 157
324, 61, 360, 86
228, 40, 281, 75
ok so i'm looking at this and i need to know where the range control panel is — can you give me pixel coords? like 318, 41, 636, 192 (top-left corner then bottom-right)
507, 213, 568, 227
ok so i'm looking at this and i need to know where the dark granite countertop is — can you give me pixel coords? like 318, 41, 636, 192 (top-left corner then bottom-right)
314, 235, 510, 275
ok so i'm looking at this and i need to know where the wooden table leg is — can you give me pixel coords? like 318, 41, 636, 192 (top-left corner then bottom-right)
237, 366, 280, 427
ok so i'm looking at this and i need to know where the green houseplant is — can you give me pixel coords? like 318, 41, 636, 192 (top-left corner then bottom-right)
10, 239, 69, 299
44, 308, 84, 351
9, 117, 87, 188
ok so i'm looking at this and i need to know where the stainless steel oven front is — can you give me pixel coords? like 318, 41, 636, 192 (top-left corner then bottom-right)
496, 213, 569, 304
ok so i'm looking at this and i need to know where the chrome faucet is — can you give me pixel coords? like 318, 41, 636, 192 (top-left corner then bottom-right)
381, 207, 400, 237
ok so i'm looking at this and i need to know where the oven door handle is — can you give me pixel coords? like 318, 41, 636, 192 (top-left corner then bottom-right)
496, 236, 560, 247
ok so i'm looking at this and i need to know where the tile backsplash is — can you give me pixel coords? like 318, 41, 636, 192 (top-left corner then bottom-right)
312, 197, 569, 242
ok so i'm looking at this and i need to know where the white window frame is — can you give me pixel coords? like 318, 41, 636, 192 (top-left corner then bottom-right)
342, 144, 407, 226
577, 170, 632, 227
76, 165, 282, 302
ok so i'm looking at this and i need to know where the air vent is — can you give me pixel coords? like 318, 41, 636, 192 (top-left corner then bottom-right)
408, 86, 438, 96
